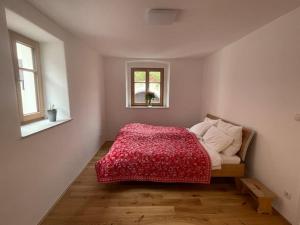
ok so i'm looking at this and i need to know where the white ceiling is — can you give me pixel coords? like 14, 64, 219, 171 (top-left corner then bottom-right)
27, 0, 300, 58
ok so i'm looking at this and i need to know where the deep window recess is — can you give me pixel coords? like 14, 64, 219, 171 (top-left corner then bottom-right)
131, 68, 164, 106
9, 31, 45, 124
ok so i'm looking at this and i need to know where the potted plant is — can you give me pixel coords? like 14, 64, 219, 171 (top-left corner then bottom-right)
47, 104, 57, 122
145, 92, 155, 107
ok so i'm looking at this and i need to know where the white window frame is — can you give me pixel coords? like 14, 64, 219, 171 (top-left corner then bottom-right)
125, 60, 170, 108
9, 30, 45, 124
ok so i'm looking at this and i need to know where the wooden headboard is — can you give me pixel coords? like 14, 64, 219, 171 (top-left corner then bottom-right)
206, 114, 255, 162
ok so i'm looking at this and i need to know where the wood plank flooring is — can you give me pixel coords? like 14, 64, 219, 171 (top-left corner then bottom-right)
40, 142, 290, 225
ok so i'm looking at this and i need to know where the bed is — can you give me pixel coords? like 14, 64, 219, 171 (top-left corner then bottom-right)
95, 114, 255, 184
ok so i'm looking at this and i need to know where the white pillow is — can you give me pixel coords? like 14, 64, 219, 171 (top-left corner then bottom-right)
189, 121, 213, 138
217, 120, 243, 156
203, 126, 234, 153
204, 117, 219, 126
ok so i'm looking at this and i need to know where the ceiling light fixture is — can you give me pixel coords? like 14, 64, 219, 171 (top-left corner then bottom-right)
145, 9, 180, 25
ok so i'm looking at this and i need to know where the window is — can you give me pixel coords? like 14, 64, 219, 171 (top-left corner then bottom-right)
10, 31, 45, 124
131, 68, 164, 106
126, 60, 170, 108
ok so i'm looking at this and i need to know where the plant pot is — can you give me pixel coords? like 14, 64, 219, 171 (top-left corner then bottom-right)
146, 100, 152, 107
47, 109, 57, 122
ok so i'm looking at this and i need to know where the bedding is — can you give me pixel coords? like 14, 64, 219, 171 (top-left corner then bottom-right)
202, 126, 234, 153
217, 120, 243, 156
95, 123, 211, 184
200, 140, 222, 170
204, 117, 219, 125
200, 140, 241, 170
189, 121, 213, 138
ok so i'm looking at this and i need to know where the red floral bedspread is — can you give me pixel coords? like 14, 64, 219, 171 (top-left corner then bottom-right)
95, 123, 211, 184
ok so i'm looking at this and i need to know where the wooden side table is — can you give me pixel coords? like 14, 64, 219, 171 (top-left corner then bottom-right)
240, 178, 276, 214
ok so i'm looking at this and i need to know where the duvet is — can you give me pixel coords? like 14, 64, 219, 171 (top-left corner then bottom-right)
95, 123, 211, 183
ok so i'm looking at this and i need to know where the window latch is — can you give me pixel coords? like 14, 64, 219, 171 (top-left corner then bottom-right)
18, 72, 25, 90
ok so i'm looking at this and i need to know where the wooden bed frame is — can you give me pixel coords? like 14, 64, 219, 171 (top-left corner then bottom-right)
207, 114, 255, 178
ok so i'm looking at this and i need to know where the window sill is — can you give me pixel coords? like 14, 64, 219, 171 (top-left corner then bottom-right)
21, 118, 72, 138
126, 106, 169, 109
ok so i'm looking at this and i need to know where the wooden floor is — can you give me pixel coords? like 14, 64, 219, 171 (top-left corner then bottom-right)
40, 142, 290, 225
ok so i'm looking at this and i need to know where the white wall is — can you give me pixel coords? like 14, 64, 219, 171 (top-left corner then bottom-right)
0, 0, 106, 225
201, 7, 300, 224
41, 41, 70, 120
104, 57, 204, 140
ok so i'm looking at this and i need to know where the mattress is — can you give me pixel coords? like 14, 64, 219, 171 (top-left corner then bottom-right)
220, 154, 241, 165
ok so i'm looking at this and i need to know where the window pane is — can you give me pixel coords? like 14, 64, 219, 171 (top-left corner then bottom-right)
134, 83, 146, 103
16, 42, 34, 69
149, 83, 161, 103
19, 70, 38, 115
134, 71, 146, 82
149, 71, 161, 82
